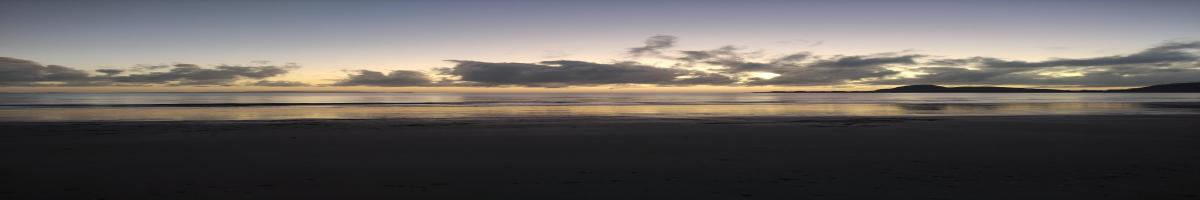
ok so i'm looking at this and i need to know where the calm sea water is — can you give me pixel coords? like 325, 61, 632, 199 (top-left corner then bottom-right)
1, 93, 1199, 121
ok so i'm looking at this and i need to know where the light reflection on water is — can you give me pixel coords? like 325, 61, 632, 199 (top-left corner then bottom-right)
0, 102, 1195, 121
4, 93, 1200, 106
2, 93, 1199, 121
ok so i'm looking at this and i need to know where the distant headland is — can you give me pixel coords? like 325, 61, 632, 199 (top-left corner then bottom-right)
757, 82, 1200, 93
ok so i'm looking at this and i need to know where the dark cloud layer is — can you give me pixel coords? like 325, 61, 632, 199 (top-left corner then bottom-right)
876, 41, 1200, 86
94, 69, 124, 76
669, 46, 919, 85
333, 70, 432, 86
659, 38, 1199, 86
744, 55, 918, 85
0, 57, 297, 86
966, 41, 1200, 69
5, 37, 1199, 88
436, 60, 734, 87
109, 64, 295, 85
0, 57, 92, 86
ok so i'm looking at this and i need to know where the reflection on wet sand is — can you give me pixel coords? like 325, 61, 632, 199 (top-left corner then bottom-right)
0, 102, 1192, 121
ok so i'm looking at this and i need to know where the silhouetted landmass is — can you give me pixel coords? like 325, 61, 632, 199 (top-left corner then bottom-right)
1122, 82, 1200, 92
758, 82, 1200, 93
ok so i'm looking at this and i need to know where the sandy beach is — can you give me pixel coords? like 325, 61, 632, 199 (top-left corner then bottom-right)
2, 115, 1199, 199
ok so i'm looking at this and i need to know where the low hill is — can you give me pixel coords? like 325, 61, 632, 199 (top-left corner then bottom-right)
1121, 82, 1200, 92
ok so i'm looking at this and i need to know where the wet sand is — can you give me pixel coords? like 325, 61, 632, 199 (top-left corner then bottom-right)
2, 115, 1200, 199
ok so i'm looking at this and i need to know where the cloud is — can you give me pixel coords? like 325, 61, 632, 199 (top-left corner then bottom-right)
627, 35, 677, 57
943, 41, 1200, 69
333, 70, 432, 86
809, 55, 921, 68
665, 46, 917, 85
671, 46, 807, 74
746, 54, 919, 85
0, 57, 299, 86
110, 64, 297, 85
666, 71, 740, 86
739, 54, 918, 85
436, 60, 734, 87
1040, 66, 1200, 86
1, 57, 97, 86
252, 80, 311, 87
656, 37, 1198, 86
870, 67, 1024, 85
873, 41, 1200, 86
773, 53, 812, 63
95, 69, 124, 76
7, 36, 1199, 88
874, 65, 1200, 86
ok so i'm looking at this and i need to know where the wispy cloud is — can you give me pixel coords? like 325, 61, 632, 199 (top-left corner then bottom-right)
627, 35, 677, 58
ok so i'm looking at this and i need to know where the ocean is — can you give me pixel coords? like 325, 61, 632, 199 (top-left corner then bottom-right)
2, 92, 1199, 121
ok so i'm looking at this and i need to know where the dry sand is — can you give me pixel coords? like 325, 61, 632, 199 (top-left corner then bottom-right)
2, 115, 1199, 199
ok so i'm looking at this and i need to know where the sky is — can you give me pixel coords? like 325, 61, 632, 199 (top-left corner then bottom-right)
2, 0, 1199, 92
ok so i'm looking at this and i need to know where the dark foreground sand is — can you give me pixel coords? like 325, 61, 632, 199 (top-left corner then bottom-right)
2, 115, 1200, 199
